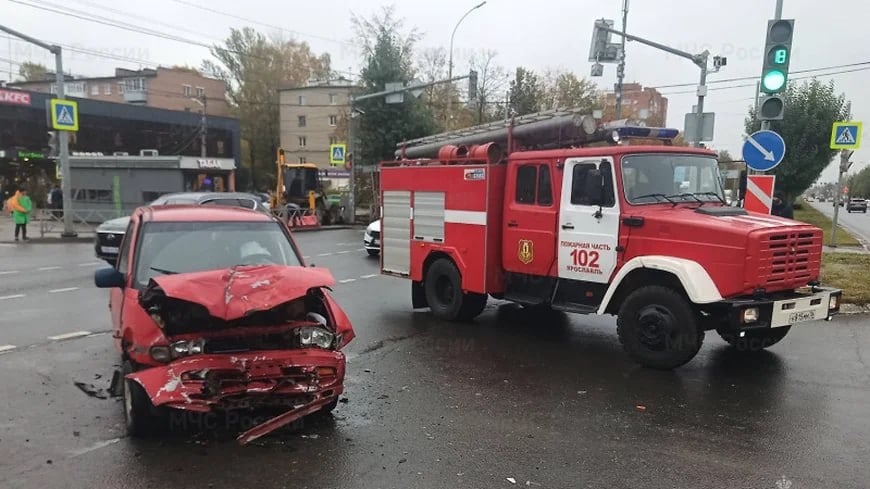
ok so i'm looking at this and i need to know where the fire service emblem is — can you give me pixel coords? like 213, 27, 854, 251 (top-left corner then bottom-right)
518, 239, 534, 265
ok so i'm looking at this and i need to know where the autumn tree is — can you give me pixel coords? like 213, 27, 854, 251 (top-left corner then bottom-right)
468, 49, 509, 125
541, 71, 599, 112
18, 62, 48, 82
508, 67, 544, 117
745, 79, 850, 203
204, 28, 331, 191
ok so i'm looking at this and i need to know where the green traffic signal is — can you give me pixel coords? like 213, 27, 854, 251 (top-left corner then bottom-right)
762, 70, 786, 92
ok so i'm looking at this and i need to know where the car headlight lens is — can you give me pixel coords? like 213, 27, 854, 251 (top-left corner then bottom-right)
150, 346, 171, 363
296, 326, 335, 349
169, 338, 206, 359
829, 295, 839, 310
742, 307, 760, 323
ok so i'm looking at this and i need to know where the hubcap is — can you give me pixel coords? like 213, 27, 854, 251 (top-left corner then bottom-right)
635, 305, 678, 351
435, 275, 455, 305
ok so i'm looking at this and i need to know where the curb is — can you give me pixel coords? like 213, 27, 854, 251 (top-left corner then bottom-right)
840, 304, 870, 315
290, 225, 360, 233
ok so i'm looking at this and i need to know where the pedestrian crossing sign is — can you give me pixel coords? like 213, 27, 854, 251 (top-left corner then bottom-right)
830, 121, 861, 150
330, 143, 346, 166
50, 99, 79, 131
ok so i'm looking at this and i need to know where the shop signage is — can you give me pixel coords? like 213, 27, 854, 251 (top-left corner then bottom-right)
197, 159, 222, 169
17, 151, 46, 159
0, 89, 31, 106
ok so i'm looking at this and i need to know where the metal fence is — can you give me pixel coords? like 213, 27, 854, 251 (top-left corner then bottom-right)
36, 208, 118, 237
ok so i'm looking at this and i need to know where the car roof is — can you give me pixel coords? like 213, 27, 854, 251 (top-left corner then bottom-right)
139, 205, 276, 223
159, 192, 262, 202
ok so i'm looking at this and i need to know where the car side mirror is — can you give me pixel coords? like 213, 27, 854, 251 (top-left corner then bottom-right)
94, 268, 125, 289
738, 170, 748, 201
584, 169, 605, 206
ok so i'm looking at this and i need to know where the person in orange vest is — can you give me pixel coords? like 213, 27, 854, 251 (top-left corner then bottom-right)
7, 187, 32, 241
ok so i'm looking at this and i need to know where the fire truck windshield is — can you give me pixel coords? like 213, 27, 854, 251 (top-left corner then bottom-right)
621, 154, 724, 205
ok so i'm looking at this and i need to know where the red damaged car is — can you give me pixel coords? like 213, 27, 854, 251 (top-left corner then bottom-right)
95, 205, 354, 444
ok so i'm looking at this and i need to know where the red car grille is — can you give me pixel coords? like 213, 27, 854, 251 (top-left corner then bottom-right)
756, 229, 821, 289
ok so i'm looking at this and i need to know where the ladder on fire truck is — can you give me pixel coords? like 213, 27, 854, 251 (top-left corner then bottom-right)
394, 107, 680, 162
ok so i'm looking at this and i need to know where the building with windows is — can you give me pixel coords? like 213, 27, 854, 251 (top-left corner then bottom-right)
278, 79, 356, 168
7, 67, 230, 117
602, 83, 668, 127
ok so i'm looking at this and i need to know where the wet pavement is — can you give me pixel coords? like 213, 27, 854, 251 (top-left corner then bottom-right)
1, 228, 869, 489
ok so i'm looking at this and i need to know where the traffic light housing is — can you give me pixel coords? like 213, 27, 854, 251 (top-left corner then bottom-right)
760, 19, 794, 94
468, 69, 478, 101
46, 131, 59, 158
759, 95, 784, 121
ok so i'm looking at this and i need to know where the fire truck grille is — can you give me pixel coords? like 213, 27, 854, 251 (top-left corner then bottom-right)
759, 230, 820, 287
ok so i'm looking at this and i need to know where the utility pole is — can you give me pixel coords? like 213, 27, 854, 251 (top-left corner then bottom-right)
0, 24, 75, 237
614, 0, 629, 120
831, 150, 853, 247
200, 94, 207, 157
346, 107, 356, 224
446, 1, 486, 130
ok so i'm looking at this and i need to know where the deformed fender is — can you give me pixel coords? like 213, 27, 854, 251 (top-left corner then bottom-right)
597, 256, 723, 314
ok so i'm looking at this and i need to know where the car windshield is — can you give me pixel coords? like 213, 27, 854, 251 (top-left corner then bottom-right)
133, 221, 302, 288
622, 154, 724, 204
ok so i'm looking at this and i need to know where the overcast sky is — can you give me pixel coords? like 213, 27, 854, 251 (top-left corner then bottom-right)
3, 0, 866, 182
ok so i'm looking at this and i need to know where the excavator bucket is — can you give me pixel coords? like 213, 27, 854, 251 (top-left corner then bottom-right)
286, 208, 321, 230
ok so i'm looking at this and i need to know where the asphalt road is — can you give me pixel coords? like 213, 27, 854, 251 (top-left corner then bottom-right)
809, 200, 870, 245
1, 228, 869, 489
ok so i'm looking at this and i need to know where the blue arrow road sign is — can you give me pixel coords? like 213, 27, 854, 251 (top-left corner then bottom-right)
742, 130, 786, 172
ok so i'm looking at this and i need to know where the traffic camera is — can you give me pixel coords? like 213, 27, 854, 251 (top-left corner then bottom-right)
760, 19, 794, 94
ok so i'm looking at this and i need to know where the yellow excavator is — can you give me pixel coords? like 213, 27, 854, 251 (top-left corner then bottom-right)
271, 149, 335, 227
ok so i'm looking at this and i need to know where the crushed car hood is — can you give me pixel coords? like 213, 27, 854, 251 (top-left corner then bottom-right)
144, 265, 335, 321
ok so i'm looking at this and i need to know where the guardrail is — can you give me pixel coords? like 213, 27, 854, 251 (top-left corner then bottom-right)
35, 208, 120, 237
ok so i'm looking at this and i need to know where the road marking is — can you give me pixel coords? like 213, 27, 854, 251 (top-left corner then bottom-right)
48, 331, 92, 341
38, 266, 62, 271
0, 294, 25, 300
0, 270, 20, 275
317, 253, 334, 257
69, 438, 121, 457
78, 262, 101, 267
360, 274, 379, 279
338, 278, 357, 284
49, 287, 80, 294
302, 256, 311, 259
0, 345, 16, 354
356, 248, 366, 251
338, 250, 353, 254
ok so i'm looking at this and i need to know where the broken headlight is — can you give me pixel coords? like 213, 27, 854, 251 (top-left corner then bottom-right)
296, 326, 335, 349
170, 338, 206, 358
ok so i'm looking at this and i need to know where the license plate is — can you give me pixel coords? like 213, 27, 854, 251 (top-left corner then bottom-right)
788, 310, 816, 324
101, 246, 119, 253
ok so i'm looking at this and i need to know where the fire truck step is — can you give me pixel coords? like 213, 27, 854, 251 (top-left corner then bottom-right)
551, 301, 598, 315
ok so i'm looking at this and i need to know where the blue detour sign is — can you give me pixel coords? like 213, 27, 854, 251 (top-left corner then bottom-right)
742, 130, 786, 172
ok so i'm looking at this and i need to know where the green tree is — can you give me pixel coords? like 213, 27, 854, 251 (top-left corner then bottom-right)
203, 28, 331, 191
351, 7, 437, 167
508, 67, 544, 116
541, 71, 599, 112
717, 149, 735, 163
745, 79, 849, 203
18, 62, 48, 82
847, 166, 870, 198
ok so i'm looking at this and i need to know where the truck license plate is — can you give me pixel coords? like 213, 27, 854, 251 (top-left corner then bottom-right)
788, 310, 816, 324
101, 246, 119, 253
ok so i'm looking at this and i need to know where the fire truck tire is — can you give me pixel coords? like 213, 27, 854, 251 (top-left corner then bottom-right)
424, 258, 486, 321
616, 286, 704, 370
122, 360, 165, 437
716, 326, 791, 352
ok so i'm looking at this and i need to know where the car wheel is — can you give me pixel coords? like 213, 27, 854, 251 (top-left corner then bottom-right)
424, 258, 486, 321
716, 326, 791, 352
617, 286, 704, 369
122, 360, 164, 437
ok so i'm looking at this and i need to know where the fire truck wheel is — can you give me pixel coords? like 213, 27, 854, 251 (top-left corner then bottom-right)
716, 326, 791, 352
616, 286, 704, 370
122, 360, 165, 438
425, 258, 486, 321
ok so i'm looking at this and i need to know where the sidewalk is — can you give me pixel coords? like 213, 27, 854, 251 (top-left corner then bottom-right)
0, 214, 95, 244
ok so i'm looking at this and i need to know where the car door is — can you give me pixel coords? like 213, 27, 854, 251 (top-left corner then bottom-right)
557, 158, 620, 284
110, 218, 137, 349
502, 161, 558, 277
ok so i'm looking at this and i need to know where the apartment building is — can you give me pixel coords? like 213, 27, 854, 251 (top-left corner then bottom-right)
8, 67, 230, 117
602, 83, 668, 127
278, 78, 356, 168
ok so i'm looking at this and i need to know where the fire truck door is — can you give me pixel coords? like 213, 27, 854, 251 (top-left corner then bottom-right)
557, 158, 619, 284
502, 162, 557, 276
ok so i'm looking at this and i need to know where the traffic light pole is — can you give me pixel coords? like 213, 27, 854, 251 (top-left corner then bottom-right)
593, 23, 709, 147
0, 24, 75, 237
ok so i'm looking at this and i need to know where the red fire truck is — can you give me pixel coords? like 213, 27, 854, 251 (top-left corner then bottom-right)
378, 109, 842, 369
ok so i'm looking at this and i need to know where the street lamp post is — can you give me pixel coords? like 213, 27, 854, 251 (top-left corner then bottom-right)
190, 95, 207, 158
446, 1, 486, 130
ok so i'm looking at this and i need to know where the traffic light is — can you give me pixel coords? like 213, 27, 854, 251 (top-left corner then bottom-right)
468, 70, 478, 101
759, 95, 784, 121
46, 131, 58, 158
760, 19, 794, 94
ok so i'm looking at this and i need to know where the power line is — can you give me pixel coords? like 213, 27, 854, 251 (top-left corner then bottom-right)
650, 60, 870, 90
658, 65, 870, 96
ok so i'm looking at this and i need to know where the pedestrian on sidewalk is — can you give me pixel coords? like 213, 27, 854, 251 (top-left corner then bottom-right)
49, 184, 63, 218
10, 188, 32, 241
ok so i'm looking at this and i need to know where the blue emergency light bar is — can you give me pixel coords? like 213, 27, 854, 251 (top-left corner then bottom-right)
610, 126, 680, 142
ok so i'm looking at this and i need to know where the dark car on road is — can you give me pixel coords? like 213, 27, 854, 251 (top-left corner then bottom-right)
95, 192, 270, 265
94, 205, 355, 443
847, 198, 867, 213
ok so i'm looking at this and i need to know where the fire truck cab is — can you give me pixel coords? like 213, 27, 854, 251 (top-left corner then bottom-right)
379, 110, 842, 369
